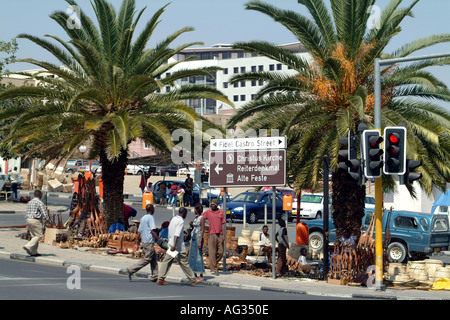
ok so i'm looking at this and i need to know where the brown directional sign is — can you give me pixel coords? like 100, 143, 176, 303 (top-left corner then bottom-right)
209, 149, 286, 187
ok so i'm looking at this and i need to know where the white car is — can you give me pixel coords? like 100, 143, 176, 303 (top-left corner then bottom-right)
365, 196, 375, 209
292, 195, 376, 219
292, 194, 331, 220
125, 164, 149, 175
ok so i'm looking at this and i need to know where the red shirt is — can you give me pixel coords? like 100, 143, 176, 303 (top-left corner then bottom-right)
203, 208, 225, 234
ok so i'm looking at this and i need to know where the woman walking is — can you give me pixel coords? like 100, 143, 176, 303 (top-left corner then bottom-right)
188, 203, 206, 279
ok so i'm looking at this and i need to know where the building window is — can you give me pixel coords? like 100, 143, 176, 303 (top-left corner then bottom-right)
223, 82, 228, 88
258, 65, 264, 71
240, 81, 246, 87
269, 64, 274, 71
240, 66, 246, 73
251, 80, 257, 86
233, 82, 238, 88
233, 67, 239, 74
222, 52, 231, 59
240, 95, 246, 101
233, 95, 239, 102
258, 80, 264, 86
251, 66, 256, 72
277, 63, 282, 70
237, 51, 244, 58
223, 68, 228, 75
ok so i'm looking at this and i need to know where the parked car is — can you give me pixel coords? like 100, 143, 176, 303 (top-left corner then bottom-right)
178, 166, 196, 176
365, 196, 376, 209
305, 209, 450, 263
153, 180, 219, 206
292, 195, 376, 219
155, 164, 179, 177
66, 159, 101, 174
125, 164, 155, 175
291, 193, 331, 220
224, 191, 293, 224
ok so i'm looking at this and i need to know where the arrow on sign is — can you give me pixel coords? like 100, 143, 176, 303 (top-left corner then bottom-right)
214, 164, 223, 175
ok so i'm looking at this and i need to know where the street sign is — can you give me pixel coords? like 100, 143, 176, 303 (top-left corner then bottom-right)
209, 149, 286, 187
210, 136, 286, 151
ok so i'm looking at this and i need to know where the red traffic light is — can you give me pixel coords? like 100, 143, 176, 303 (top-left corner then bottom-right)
389, 133, 399, 144
383, 127, 407, 175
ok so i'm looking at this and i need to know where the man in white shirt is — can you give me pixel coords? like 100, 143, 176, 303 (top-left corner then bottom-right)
157, 207, 203, 286
23, 190, 50, 256
297, 247, 316, 274
259, 225, 272, 260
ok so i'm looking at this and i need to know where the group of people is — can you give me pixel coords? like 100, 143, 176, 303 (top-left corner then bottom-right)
126, 198, 226, 285
20, 188, 319, 282
140, 174, 195, 207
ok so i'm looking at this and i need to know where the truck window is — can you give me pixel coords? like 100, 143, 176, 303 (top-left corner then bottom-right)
301, 195, 322, 203
364, 212, 375, 225
419, 218, 429, 231
433, 218, 449, 232
394, 216, 418, 229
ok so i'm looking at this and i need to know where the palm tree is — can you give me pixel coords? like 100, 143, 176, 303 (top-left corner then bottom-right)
0, 0, 231, 227
227, 0, 450, 237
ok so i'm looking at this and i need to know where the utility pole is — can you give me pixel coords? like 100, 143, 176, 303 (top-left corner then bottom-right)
373, 52, 450, 291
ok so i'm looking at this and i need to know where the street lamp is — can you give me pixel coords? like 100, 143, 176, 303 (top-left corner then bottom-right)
79, 145, 87, 155
78, 145, 92, 173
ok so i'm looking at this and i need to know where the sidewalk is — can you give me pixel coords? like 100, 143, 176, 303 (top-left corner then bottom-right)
0, 201, 449, 300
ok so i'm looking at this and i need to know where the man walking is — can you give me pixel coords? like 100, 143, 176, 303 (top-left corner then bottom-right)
23, 190, 50, 257
202, 199, 225, 275
127, 204, 159, 282
157, 207, 203, 286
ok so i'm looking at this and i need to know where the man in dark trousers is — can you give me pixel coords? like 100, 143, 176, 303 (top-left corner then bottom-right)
127, 204, 159, 282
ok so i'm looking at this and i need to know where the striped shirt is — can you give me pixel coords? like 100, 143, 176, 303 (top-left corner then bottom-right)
25, 197, 49, 221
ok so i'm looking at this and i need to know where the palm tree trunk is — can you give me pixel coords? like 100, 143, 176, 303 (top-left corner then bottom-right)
331, 168, 366, 241
99, 148, 128, 229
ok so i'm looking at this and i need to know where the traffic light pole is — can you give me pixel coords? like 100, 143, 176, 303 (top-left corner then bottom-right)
373, 52, 450, 291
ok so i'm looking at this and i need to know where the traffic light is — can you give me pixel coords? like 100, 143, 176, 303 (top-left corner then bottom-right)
400, 159, 423, 185
338, 130, 363, 183
362, 130, 383, 178
338, 131, 352, 171
347, 157, 363, 183
383, 127, 407, 175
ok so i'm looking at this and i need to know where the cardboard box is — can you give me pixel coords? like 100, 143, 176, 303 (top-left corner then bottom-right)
327, 277, 344, 285
47, 179, 63, 192
44, 228, 71, 245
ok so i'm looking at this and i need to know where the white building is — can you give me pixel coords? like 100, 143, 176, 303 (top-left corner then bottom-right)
163, 42, 310, 114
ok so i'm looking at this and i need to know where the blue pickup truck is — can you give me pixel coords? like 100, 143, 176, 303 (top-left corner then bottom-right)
305, 209, 450, 263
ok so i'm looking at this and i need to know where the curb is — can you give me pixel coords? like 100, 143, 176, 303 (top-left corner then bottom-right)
0, 250, 403, 300
0, 208, 69, 214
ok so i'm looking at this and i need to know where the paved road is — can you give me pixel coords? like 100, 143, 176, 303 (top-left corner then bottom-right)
0, 259, 355, 302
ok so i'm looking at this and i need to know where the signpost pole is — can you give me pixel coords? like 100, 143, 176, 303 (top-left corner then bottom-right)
223, 189, 228, 273
272, 186, 276, 279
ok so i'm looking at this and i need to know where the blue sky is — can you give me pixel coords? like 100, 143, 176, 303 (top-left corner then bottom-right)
1, 0, 449, 108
